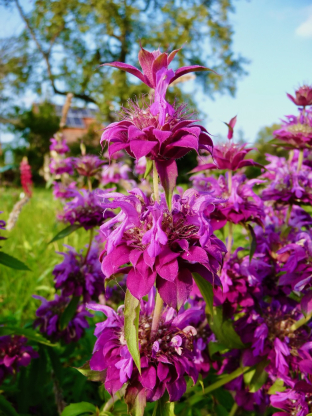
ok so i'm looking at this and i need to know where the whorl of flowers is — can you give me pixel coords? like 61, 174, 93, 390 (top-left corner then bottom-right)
52, 181, 77, 199
274, 108, 312, 149
20, 157, 33, 197
261, 154, 312, 206
73, 154, 105, 177
33, 294, 92, 343
101, 162, 133, 186
287, 84, 312, 107
53, 244, 104, 302
101, 99, 213, 163
50, 137, 70, 154
191, 173, 265, 229
0, 212, 6, 242
57, 189, 114, 230
87, 290, 208, 404
0, 336, 38, 384
99, 188, 225, 307
50, 157, 73, 175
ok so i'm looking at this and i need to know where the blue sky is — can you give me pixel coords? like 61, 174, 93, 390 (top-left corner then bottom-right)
1, 0, 312, 143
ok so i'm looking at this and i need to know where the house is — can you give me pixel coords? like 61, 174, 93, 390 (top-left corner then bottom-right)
54, 105, 103, 143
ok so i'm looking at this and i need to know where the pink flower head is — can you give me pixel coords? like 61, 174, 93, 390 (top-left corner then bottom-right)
20, 157, 33, 197
86, 293, 205, 403
50, 137, 69, 154
102, 45, 214, 125
274, 109, 312, 149
73, 155, 105, 177
287, 84, 312, 107
101, 99, 213, 163
98, 188, 225, 307
50, 158, 73, 175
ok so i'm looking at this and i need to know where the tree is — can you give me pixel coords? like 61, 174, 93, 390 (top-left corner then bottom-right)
0, 0, 248, 122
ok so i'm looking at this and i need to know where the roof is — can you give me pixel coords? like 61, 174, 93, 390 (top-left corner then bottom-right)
54, 105, 98, 129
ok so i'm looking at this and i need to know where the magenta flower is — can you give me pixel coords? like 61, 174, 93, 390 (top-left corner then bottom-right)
73, 155, 105, 177
191, 173, 265, 229
86, 291, 205, 403
101, 99, 212, 164
271, 389, 310, 416
0, 213, 6, 242
57, 189, 114, 230
287, 85, 312, 107
0, 336, 38, 384
33, 294, 92, 343
102, 45, 213, 125
98, 188, 225, 307
20, 157, 33, 197
50, 138, 69, 154
52, 181, 77, 199
53, 244, 104, 302
101, 162, 133, 186
274, 109, 312, 149
50, 158, 73, 175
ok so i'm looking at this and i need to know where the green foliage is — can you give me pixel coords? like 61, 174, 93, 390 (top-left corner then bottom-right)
124, 289, 141, 373
0, 251, 30, 270
49, 224, 82, 244
61, 402, 97, 416
1, 0, 247, 122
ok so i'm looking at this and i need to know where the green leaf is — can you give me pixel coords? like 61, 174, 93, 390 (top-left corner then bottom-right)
192, 273, 213, 315
268, 378, 286, 395
208, 341, 228, 358
247, 224, 256, 263
249, 360, 269, 393
144, 158, 153, 179
209, 307, 245, 349
60, 296, 80, 330
0, 326, 54, 346
75, 361, 106, 382
61, 402, 96, 416
48, 224, 82, 244
0, 395, 19, 416
124, 290, 141, 373
132, 389, 146, 416
0, 251, 30, 270
152, 392, 175, 416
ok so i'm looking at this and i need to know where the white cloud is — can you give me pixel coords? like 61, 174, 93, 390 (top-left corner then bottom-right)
296, 9, 312, 38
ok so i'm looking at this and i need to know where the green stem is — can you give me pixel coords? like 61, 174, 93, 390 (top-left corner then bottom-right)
84, 228, 94, 264
188, 367, 251, 406
151, 291, 164, 335
228, 170, 232, 194
290, 311, 312, 332
227, 222, 233, 255
286, 204, 292, 224
87, 177, 92, 192
229, 402, 239, 416
288, 149, 294, 164
152, 160, 159, 202
297, 149, 304, 173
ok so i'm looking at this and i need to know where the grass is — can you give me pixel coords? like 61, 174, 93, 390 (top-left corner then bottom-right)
1, 188, 90, 324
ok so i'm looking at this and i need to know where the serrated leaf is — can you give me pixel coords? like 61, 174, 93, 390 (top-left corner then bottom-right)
144, 158, 153, 179
124, 290, 141, 373
0, 326, 54, 346
0, 251, 30, 270
152, 392, 174, 416
60, 296, 80, 330
247, 224, 256, 264
61, 402, 96, 416
48, 224, 82, 244
0, 395, 19, 416
75, 361, 106, 382
192, 273, 213, 315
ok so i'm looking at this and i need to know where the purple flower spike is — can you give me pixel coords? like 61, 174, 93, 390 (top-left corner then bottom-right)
86, 295, 208, 403
101, 45, 214, 124
33, 294, 92, 343
99, 188, 225, 306
0, 212, 7, 242
0, 335, 38, 384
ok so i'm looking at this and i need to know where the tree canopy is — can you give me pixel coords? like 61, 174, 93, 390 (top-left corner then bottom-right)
0, 0, 248, 121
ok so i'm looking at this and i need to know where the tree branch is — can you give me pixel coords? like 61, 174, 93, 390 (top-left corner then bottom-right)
14, 0, 97, 104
